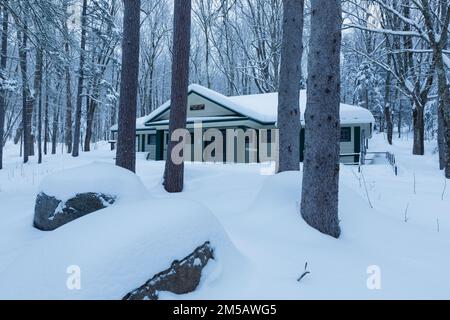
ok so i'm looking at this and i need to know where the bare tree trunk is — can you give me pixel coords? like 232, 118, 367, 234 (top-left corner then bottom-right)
163, 0, 192, 193
436, 53, 450, 177
384, 53, 393, 145
64, 10, 73, 154
18, 27, 31, 163
301, 0, 342, 239
72, 0, 88, 158
51, 105, 59, 155
116, 0, 141, 172
438, 107, 446, 170
397, 98, 402, 138
34, 48, 43, 164
277, 0, 304, 173
84, 81, 99, 152
44, 73, 49, 155
412, 103, 425, 155
0, 2, 8, 170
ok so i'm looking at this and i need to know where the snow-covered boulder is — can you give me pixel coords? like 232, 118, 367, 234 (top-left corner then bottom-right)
33, 163, 149, 231
124, 242, 214, 300
0, 198, 241, 300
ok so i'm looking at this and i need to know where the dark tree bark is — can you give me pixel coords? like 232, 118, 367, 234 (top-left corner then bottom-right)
277, 0, 304, 173
34, 48, 43, 164
18, 27, 32, 163
163, 0, 192, 193
116, 0, 141, 172
44, 74, 49, 155
63, 1, 73, 154
51, 106, 59, 155
0, 2, 8, 170
412, 103, 425, 155
72, 0, 88, 158
384, 52, 393, 145
301, 0, 342, 239
84, 82, 99, 152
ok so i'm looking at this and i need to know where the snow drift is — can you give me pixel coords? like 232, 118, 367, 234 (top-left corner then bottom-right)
0, 198, 242, 300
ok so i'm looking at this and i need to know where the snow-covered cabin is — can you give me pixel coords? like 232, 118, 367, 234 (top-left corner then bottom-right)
111, 84, 375, 164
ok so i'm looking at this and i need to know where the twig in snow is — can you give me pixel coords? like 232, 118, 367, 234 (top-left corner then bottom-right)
442, 178, 447, 201
413, 172, 416, 195
404, 203, 409, 223
297, 262, 310, 283
437, 218, 440, 233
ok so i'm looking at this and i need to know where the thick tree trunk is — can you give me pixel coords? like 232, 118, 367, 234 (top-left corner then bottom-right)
0, 3, 8, 170
72, 0, 88, 158
301, 0, 342, 239
116, 0, 141, 172
163, 0, 192, 193
277, 0, 304, 173
412, 104, 425, 156
435, 53, 450, 177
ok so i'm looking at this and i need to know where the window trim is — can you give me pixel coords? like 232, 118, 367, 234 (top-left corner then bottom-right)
340, 127, 352, 142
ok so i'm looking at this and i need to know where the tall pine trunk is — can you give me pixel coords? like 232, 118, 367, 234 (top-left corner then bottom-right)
72, 0, 88, 158
84, 81, 99, 152
64, 14, 73, 154
277, 0, 304, 173
0, 2, 8, 170
44, 73, 49, 155
384, 52, 393, 145
436, 53, 450, 178
301, 0, 342, 239
163, 0, 192, 193
116, 0, 141, 172
51, 105, 59, 155
18, 28, 31, 163
34, 48, 43, 164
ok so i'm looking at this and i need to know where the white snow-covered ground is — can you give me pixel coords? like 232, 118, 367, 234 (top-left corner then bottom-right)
0, 134, 449, 300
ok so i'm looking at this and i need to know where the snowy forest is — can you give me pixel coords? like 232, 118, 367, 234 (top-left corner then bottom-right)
0, 0, 449, 174
0, 0, 450, 302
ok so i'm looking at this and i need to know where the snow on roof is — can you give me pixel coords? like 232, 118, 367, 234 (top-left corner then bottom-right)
228, 90, 376, 125
111, 84, 375, 131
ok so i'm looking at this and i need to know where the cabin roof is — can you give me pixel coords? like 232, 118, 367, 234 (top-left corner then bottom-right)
111, 84, 375, 131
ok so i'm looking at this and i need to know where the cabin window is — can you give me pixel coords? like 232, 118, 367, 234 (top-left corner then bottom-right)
190, 104, 205, 111
147, 134, 156, 145
340, 127, 352, 142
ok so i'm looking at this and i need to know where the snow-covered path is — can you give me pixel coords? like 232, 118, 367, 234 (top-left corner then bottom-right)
0, 134, 449, 299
